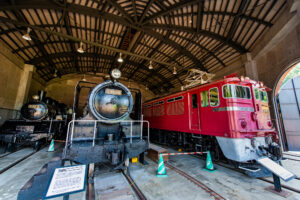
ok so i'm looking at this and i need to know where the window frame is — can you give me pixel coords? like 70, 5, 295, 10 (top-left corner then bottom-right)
143, 104, 152, 108
222, 84, 252, 100
209, 87, 220, 107
167, 96, 184, 103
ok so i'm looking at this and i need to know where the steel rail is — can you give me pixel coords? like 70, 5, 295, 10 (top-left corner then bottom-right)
165, 163, 226, 200
0, 152, 13, 159
122, 171, 147, 200
0, 150, 38, 175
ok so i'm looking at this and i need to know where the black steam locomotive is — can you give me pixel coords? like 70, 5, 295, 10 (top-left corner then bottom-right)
0, 91, 70, 151
63, 69, 149, 169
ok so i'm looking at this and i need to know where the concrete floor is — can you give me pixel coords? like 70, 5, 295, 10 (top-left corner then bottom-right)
132, 147, 300, 200
94, 171, 137, 200
0, 148, 34, 171
0, 143, 86, 200
0, 144, 299, 200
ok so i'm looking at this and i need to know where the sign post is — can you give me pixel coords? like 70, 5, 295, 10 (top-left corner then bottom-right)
43, 164, 87, 199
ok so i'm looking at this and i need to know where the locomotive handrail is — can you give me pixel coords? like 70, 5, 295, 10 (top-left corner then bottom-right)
64, 119, 150, 151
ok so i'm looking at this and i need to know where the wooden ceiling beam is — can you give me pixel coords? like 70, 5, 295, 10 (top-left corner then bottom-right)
0, 1, 205, 70
145, 23, 247, 53
27, 51, 173, 90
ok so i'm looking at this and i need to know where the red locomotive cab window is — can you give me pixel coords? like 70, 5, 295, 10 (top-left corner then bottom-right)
209, 87, 219, 107
222, 84, 251, 99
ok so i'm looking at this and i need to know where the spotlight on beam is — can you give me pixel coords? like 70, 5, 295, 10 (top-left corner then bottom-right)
22, 27, 32, 41
77, 41, 85, 53
117, 53, 123, 63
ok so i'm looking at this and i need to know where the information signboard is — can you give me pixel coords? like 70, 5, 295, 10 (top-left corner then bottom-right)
257, 157, 295, 182
43, 164, 87, 199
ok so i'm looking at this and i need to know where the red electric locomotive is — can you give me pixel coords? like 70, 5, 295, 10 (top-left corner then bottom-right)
143, 75, 281, 176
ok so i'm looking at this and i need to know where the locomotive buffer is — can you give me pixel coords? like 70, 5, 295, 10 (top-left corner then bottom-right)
257, 157, 295, 197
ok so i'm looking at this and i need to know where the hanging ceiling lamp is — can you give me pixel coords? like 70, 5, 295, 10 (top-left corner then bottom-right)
173, 66, 177, 75
53, 69, 58, 78
77, 41, 85, 53
22, 27, 32, 41
117, 53, 123, 63
82, 74, 86, 81
149, 60, 153, 69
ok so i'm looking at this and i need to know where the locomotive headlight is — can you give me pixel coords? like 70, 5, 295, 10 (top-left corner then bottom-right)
111, 68, 121, 79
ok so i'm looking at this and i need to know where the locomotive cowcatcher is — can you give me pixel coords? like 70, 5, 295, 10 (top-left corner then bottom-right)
143, 75, 281, 176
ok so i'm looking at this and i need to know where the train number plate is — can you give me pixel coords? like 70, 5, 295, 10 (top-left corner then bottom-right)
105, 88, 122, 95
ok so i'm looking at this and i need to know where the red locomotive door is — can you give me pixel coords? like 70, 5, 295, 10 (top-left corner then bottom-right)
190, 92, 200, 130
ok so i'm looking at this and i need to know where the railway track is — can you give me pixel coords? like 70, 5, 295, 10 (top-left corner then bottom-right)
122, 170, 147, 200
0, 148, 42, 175
165, 162, 226, 200
91, 169, 147, 200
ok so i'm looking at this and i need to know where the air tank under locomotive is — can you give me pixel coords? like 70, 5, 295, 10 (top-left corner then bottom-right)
63, 69, 149, 168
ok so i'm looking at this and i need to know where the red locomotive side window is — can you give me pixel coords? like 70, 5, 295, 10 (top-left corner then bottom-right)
200, 91, 208, 107
209, 87, 219, 107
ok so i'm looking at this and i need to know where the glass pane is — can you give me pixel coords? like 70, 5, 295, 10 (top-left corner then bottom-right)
223, 85, 233, 98
209, 88, 219, 106
254, 88, 259, 99
192, 94, 198, 108
201, 91, 208, 107
260, 91, 268, 102
223, 85, 251, 99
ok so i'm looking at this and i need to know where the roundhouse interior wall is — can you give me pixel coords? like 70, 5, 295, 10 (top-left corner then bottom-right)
0, 42, 24, 125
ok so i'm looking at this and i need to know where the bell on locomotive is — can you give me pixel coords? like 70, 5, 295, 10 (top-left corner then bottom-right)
63, 68, 149, 168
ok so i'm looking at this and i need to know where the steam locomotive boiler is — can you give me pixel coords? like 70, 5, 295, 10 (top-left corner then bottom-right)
63, 69, 149, 169
0, 92, 69, 151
